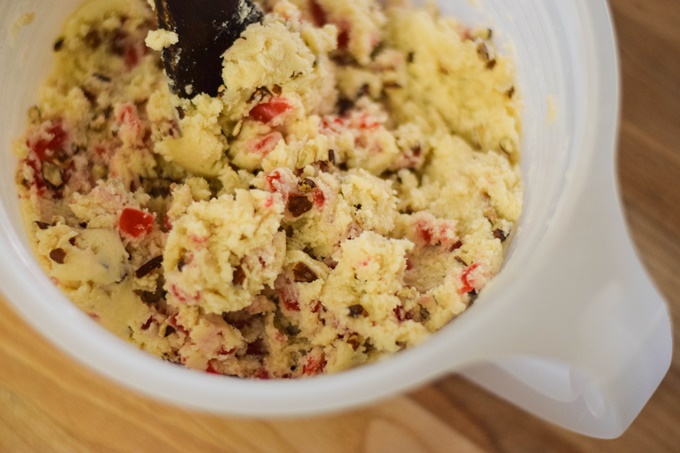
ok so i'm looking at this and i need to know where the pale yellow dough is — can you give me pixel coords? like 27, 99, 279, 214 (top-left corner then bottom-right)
15, 0, 522, 378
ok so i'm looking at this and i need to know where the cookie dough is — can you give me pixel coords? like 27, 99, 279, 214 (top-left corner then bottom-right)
14, 0, 522, 378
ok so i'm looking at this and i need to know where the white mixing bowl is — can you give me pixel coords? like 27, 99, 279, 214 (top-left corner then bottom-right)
0, 0, 671, 439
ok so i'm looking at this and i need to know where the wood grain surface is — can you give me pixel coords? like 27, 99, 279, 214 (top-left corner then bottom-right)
2, 0, 679, 451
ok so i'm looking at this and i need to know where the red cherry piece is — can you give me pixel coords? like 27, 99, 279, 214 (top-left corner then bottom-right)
117, 104, 141, 131
119, 207, 155, 239
416, 221, 433, 244
125, 44, 140, 68
311, 300, 322, 314
169, 314, 189, 336
302, 355, 326, 376
337, 28, 350, 50
248, 132, 283, 156
394, 305, 411, 322
249, 97, 292, 124
27, 122, 67, 163
309, 0, 327, 26
460, 263, 480, 294
265, 171, 282, 192
358, 114, 379, 130
313, 189, 326, 208
141, 317, 153, 330
280, 286, 300, 312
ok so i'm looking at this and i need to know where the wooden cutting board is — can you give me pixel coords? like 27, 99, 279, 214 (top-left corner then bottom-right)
2, 0, 679, 450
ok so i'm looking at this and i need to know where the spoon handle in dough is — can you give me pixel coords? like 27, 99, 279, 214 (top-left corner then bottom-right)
154, 0, 263, 98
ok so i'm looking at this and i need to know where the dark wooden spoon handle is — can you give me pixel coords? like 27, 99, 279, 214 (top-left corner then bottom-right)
154, 0, 263, 98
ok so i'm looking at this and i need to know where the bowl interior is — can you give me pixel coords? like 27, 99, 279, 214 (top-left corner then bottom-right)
0, 0, 602, 415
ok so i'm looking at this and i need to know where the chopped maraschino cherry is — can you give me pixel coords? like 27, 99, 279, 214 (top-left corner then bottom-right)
119, 208, 155, 239
460, 263, 480, 294
27, 122, 67, 163
249, 97, 292, 124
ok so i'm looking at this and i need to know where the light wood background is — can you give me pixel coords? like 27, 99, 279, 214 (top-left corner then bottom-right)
2, 0, 679, 451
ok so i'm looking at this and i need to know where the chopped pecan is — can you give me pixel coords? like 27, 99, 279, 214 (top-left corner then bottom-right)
476, 41, 496, 70
297, 178, 317, 192
53, 37, 65, 52
135, 256, 163, 279
49, 248, 66, 264
41, 162, 64, 190
493, 228, 508, 242
292, 262, 318, 283
348, 304, 368, 318
288, 195, 313, 217
93, 72, 112, 83
347, 333, 361, 351
84, 30, 101, 49
233, 265, 246, 286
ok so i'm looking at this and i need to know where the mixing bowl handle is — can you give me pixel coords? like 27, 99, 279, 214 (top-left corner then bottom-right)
459, 154, 672, 438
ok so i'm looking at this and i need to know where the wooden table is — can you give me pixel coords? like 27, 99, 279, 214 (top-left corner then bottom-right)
2, 0, 678, 451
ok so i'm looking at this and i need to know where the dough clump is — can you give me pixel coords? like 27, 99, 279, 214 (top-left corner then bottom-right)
15, 0, 522, 378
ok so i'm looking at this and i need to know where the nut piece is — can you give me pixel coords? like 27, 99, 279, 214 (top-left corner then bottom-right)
135, 255, 163, 279
292, 262, 318, 283
347, 333, 362, 350
287, 195, 313, 217
49, 248, 67, 264
41, 162, 64, 190
35, 221, 52, 230
233, 265, 246, 286
348, 304, 368, 318
476, 41, 496, 69
297, 178, 317, 192
493, 228, 508, 242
